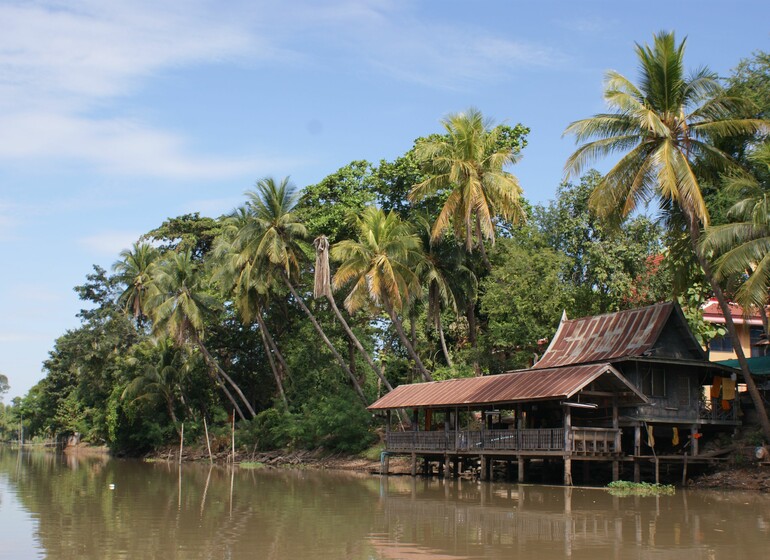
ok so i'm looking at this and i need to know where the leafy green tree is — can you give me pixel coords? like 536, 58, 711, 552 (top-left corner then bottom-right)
534, 170, 670, 316
411, 108, 527, 269
481, 237, 572, 371
297, 162, 376, 243
0, 373, 8, 401
332, 207, 432, 382
564, 31, 770, 439
142, 213, 221, 260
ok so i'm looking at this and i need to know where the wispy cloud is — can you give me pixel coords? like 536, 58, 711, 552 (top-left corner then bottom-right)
0, 1, 273, 177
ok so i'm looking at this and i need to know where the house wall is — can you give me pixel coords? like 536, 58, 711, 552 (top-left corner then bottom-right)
708, 323, 756, 361
617, 361, 702, 423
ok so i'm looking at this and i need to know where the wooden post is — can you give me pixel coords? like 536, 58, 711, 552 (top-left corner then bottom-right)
564, 406, 573, 486
654, 456, 660, 484
383, 453, 390, 475
682, 453, 688, 486
411, 452, 417, 476
612, 399, 620, 481
634, 424, 642, 482
179, 423, 184, 465
231, 411, 235, 464
444, 454, 451, 479
518, 455, 525, 483
480, 455, 487, 481
203, 417, 213, 465
690, 426, 699, 456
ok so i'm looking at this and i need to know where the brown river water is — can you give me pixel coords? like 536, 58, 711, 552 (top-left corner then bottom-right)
1, 448, 769, 559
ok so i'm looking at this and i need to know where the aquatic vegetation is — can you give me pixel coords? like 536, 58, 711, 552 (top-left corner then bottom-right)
606, 480, 675, 496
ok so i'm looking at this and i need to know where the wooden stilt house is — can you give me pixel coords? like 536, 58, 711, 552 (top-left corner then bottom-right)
370, 302, 739, 484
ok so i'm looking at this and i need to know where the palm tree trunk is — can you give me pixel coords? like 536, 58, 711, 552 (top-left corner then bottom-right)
437, 318, 453, 367
255, 312, 288, 410
166, 397, 182, 437
192, 334, 254, 420
382, 293, 433, 382
475, 215, 493, 271
688, 214, 770, 441
280, 272, 369, 406
466, 300, 482, 376
325, 292, 394, 391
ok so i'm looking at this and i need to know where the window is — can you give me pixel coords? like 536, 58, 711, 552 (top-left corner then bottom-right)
710, 333, 733, 353
750, 327, 766, 357
641, 366, 666, 397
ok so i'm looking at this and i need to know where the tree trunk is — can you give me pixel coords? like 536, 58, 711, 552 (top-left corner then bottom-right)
466, 300, 482, 376
166, 396, 182, 437
475, 215, 493, 271
280, 272, 369, 406
688, 214, 770, 441
255, 311, 288, 410
193, 334, 253, 420
325, 292, 394, 391
382, 293, 433, 382
437, 317, 453, 367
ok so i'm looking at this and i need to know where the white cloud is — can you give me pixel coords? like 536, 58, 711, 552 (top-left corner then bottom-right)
0, 0, 275, 177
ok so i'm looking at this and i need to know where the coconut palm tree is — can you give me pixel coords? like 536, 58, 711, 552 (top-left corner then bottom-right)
122, 338, 186, 436
414, 215, 477, 367
410, 108, 525, 269
314, 234, 395, 392
564, 31, 770, 439
233, 177, 369, 406
332, 207, 433, 382
702, 143, 770, 312
213, 219, 290, 410
113, 242, 160, 325
148, 250, 254, 420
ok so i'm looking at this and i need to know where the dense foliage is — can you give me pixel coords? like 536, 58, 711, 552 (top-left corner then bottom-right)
4, 42, 769, 454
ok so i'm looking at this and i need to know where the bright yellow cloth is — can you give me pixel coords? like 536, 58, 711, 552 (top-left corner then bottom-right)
672, 427, 679, 446
710, 376, 723, 398
647, 425, 655, 448
722, 378, 736, 400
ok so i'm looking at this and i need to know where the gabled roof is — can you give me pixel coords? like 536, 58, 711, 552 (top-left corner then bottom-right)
533, 301, 705, 369
367, 363, 647, 410
702, 298, 767, 326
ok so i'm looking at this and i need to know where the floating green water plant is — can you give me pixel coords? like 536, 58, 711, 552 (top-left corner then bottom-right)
606, 481, 675, 496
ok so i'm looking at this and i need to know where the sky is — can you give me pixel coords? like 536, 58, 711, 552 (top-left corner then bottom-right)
1, 0, 768, 400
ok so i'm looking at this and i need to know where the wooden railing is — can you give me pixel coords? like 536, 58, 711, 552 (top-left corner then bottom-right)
387, 427, 618, 455
570, 427, 619, 455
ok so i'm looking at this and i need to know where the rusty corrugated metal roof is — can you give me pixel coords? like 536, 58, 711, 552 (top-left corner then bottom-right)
533, 302, 676, 369
368, 363, 644, 410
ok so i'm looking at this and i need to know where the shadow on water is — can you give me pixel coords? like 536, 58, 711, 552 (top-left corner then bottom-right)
1, 447, 769, 559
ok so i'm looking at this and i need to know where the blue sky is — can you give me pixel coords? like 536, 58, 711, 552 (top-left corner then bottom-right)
1, 0, 768, 400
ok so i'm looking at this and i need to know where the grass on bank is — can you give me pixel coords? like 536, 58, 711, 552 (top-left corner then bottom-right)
606, 481, 675, 496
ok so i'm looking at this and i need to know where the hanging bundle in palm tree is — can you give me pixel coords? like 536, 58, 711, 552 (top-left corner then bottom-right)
313, 235, 331, 299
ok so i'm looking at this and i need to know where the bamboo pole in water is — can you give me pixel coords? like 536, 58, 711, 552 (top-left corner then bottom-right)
203, 417, 213, 464
231, 411, 235, 464
179, 423, 184, 465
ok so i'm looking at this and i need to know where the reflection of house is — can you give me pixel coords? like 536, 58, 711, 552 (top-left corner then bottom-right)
371, 302, 739, 485
703, 298, 768, 360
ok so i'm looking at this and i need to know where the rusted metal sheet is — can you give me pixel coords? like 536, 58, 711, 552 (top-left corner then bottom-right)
533, 302, 675, 369
368, 363, 635, 410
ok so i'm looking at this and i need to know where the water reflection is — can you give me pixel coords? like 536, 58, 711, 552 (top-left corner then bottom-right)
0, 448, 768, 559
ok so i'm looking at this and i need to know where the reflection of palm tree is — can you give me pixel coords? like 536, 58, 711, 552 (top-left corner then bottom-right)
122, 339, 185, 435
233, 178, 368, 405
148, 251, 254, 420
332, 207, 432, 382
113, 242, 160, 325
564, 31, 770, 438
411, 107, 525, 269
